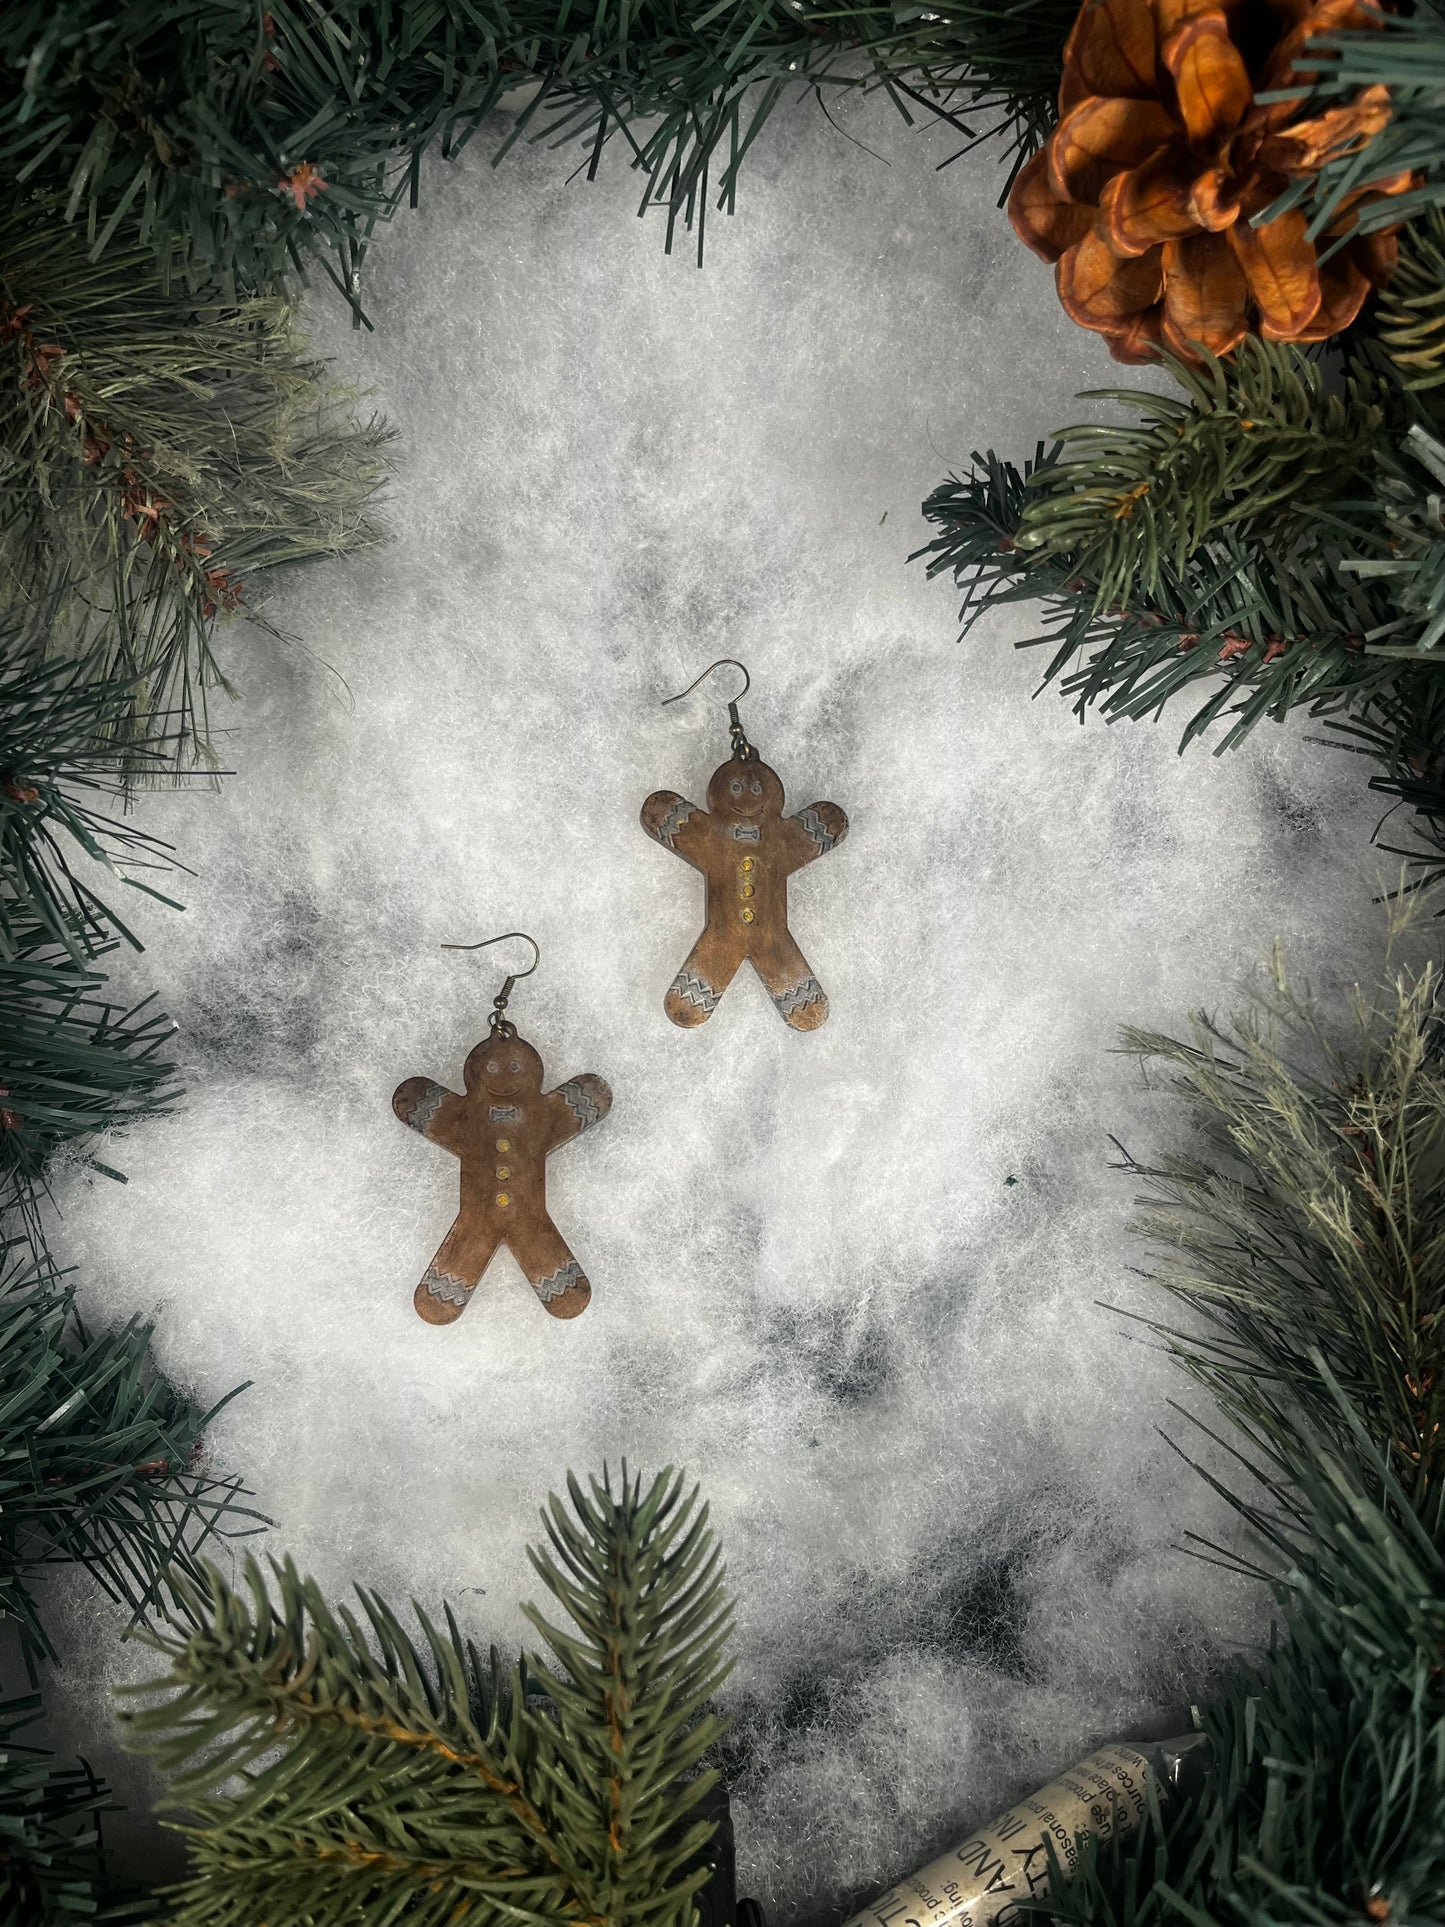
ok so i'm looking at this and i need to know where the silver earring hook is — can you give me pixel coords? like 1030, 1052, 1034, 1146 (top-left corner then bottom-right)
659, 660, 756, 761
440, 931, 539, 1037
660, 659, 750, 707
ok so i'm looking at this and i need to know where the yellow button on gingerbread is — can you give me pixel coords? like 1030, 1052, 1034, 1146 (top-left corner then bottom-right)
741, 907, 755, 924
495, 1138, 511, 1152
496, 1192, 511, 1208
496, 1165, 511, 1180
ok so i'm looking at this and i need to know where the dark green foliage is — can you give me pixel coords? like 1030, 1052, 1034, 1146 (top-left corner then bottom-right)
915, 342, 1445, 772
1338, 420, 1445, 655
1034, 936, 1445, 1925
0, 650, 250, 1919
0, 639, 185, 965
0, 1246, 255, 1669
1046, 1420, 1445, 1927
1116, 939, 1445, 1505
915, 385, 1398, 754
1, 0, 1073, 303
0, 627, 187, 1254
911, 295, 1445, 929
0, 1236, 252, 1916
818, 0, 1078, 189
0, 1692, 157, 1923
0, 920, 179, 1254
1376, 203, 1445, 403
1010, 344, 1387, 614
0, 194, 391, 761
121, 1465, 733, 1927
1326, 666, 1445, 897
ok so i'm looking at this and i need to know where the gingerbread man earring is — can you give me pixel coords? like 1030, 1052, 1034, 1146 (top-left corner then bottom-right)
392, 933, 611, 1325
642, 660, 849, 1031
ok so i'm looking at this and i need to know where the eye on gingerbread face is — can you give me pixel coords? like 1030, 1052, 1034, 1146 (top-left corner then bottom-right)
463, 1035, 544, 1099
707, 757, 783, 820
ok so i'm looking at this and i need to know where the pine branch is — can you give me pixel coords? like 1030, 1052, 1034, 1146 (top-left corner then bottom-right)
119, 1465, 732, 1927
0, 1246, 257, 1670
0, 917, 180, 1258
0, 634, 187, 965
1374, 203, 1445, 404
916, 441, 1395, 754
1324, 666, 1445, 897
1042, 931, 1445, 1921
1044, 1411, 1445, 1925
0, 192, 391, 763
1009, 343, 1387, 616
911, 340, 1445, 773
0, 1691, 159, 1923
522, 1468, 735, 1923
1113, 928, 1445, 1508
1335, 420, 1445, 654
0, 1, 1073, 303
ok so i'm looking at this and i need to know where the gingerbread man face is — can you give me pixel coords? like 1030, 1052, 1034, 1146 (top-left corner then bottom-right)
394, 1028, 611, 1325
643, 753, 848, 1030
707, 757, 784, 822
464, 1035, 544, 1100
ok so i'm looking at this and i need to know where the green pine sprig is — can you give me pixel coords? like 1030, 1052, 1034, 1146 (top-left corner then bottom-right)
1010, 343, 1387, 617
1, 1, 1075, 302
0, 636, 187, 964
120, 1464, 733, 1927
1335, 419, 1445, 656
1374, 203, 1445, 404
916, 446, 1393, 755
1040, 928, 1445, 1923
1044, 1404, 1445, 1926
0, 1690, 158, 1923
0, 193, 391, 762
0, 918, 181, 1257
1324, 666, 1445, 898
910, 339, 1445, 786
1114, 930, 1445, 1507
0, 1246, 256, 1670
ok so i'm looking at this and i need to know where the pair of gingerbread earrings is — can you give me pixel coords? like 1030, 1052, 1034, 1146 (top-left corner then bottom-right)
393, 661, 849, 1329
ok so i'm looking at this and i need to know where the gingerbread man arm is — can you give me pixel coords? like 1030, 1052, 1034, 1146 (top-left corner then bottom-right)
779, 802, 849, 873
545, 1074, 613, 1151
393, 1077, 466, 1153
641, 791, 712, 870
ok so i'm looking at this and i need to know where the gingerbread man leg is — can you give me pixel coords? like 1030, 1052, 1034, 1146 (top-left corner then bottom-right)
664, 923, 744, 1029
751, 931, 830, 1032
414, 1215, 500, 1327
508, 1214, 593, 1320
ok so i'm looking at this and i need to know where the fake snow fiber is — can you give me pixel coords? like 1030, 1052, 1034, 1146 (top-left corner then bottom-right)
43, 85, 1386, 1921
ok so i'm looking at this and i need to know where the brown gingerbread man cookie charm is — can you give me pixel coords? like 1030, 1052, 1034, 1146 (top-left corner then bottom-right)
393, 936, 611, 1324
642, 662, 848, 1031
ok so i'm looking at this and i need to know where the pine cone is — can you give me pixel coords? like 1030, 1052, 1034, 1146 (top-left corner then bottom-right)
1009, 0, 1412, 362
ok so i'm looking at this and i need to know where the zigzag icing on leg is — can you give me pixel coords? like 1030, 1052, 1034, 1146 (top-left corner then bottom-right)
421, 1264, 473, 1309
534, 1259, 583, 1304
670, 968, 721, 1014
772, 975, 826, 1017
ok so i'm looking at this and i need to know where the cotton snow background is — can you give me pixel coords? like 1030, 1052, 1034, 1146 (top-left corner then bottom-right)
37, 84, 1390, 1918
